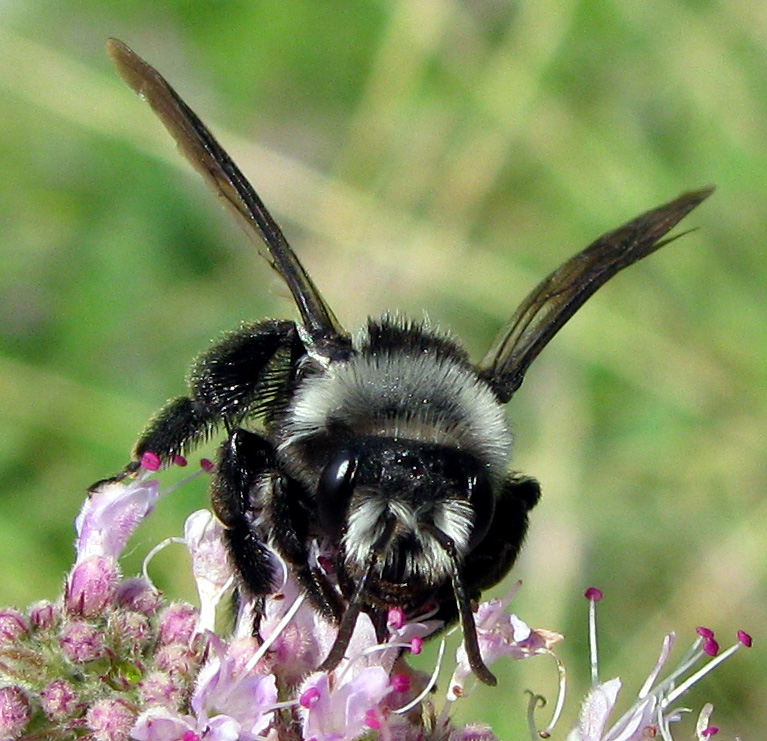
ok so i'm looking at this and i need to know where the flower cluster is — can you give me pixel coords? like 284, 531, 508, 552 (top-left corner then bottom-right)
0, 476, 207, 740
0, 460, 752, 741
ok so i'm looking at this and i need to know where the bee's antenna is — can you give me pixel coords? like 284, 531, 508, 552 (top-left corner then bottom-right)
432, 528, 497, 686
317, 582, 366, 673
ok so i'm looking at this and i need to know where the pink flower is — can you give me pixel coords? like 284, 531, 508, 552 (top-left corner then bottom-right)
191, 634, 278, 737
75, 479, 160, 562
566, 678, 626, 741
131, 706, 205, 741
254, 577, 325, 684
299, 666, 392, 741
133, 634, 278, 741
448, 589, 563, 700
115, 577, 162, 615
566, 677, 669, 741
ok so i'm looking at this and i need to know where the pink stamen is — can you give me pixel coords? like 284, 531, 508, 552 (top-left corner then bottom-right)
584, 587, 603, 602
173, 455, 188, 467
703, 637, 719, 657
587, 587, 601, 685
387, 607, 406, 630
696, 626, 715, 639
365, 709, 381, 729
299, 687, 321, 709
737, 630, 753, 647
410, 636, 423, 654
391, 673, 410, 693
200, 458, 215, 473
701, 727, 719, 737
141, 452, 161, 471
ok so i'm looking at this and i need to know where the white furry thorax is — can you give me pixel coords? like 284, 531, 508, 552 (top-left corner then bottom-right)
278, 323, 513, 480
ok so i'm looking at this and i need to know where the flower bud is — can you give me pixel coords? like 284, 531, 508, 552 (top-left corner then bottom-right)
0, 609, 28, 643
0, 686, 31, 739
59, 619, 106, 663
157, 603, 198, 646
109, 610, 152, 654
451, 723, 500, 741
154, 643, 203, 680
28, 600, 57, 630
65, 555, 119, 617
138, 670, 186, 709
115, 577, 162, 616
86, 698, 136, 741
40, 679, 79, 721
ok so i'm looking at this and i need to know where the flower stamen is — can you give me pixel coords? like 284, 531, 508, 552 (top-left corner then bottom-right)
538, 655, 567, 738
245, 591, 306, 674
141, 537, 184, 585
664, 635, 752, 708
585, 587, 603, 686
393, 637, 446, 715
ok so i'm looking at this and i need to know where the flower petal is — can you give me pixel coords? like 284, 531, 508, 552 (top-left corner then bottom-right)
570, 677, 622, 741
75, 479, 160, 561
184, 510, 234, 631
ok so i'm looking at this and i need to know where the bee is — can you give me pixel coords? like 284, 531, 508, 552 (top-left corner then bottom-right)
99, 38, 712, 685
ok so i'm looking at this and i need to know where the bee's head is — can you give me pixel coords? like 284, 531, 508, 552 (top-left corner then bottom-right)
317, 437, 495, 604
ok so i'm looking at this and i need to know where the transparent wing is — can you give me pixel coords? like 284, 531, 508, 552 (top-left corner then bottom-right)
479, 187, 714, 402
107, 38, 350, 359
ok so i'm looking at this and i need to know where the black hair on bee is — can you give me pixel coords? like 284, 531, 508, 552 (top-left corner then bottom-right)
98, 38, 713, 686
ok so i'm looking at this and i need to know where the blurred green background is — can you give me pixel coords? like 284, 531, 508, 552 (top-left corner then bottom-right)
0, 1, 765, 737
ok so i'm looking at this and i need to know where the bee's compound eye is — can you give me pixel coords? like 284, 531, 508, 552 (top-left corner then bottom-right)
317, 451, 358, 538
466, 473, 495, 550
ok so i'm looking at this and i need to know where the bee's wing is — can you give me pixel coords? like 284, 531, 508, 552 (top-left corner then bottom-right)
479, 187, 714, 403
107, 39, 350, 360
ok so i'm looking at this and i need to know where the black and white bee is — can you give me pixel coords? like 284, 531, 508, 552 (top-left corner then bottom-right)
99, 39, 712, 685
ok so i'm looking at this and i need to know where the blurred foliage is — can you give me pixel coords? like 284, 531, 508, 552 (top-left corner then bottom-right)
0, 1, 765, 737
